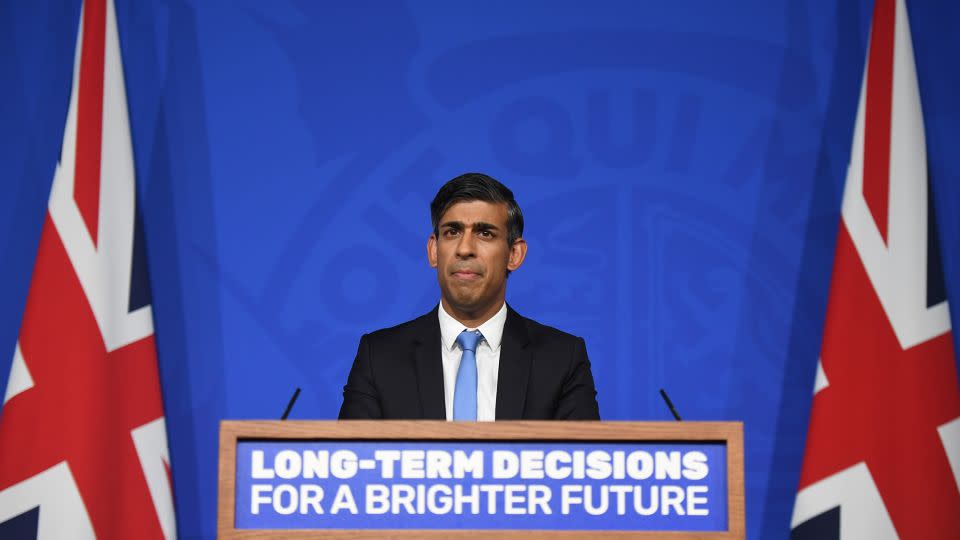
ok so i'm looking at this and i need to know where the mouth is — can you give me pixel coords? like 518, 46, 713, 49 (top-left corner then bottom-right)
451, 270, 482, 280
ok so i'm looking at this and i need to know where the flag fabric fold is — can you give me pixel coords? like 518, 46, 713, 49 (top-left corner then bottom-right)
0, 0, 176, 538
792, 0, 960, 538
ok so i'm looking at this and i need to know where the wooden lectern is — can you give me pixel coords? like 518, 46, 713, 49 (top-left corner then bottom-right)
219, 421, 744, 539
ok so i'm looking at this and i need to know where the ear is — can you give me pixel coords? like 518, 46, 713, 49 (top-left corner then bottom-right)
507, 238, 527, 272
427, 234, 438, 268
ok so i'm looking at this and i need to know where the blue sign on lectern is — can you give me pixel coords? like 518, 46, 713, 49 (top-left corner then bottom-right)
234, 440, 728, 531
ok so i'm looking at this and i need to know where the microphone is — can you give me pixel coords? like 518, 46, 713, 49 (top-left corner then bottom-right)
659, 388, 682, 421
280, 387, 301, 420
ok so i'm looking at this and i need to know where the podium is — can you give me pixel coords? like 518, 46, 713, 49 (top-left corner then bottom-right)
218, 421, 744, 538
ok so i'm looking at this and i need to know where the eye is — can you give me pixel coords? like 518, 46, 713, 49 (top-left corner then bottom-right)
478, 230, 494, 238
442, 229, 460, 237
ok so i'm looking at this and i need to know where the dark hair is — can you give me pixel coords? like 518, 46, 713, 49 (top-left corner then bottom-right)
430, 173, 524, 246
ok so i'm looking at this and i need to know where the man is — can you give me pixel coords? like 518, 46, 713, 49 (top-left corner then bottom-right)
338, 173, 600, 420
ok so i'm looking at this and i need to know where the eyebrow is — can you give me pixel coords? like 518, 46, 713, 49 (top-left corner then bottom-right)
439, 221, 501, 231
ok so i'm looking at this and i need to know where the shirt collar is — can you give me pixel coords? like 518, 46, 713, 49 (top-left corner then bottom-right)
438, 301, 508, 352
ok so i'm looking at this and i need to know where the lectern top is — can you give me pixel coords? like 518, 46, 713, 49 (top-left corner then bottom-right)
218, 421, 745, 539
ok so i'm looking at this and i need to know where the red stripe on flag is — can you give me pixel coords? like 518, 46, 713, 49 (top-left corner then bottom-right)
163, 458, 174, 504
798, 223, 960, 537
862, 0, 896, 243
74, 0, 107, 246
0, 217, 166, 538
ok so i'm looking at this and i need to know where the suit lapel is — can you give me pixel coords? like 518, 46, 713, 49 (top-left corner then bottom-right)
496, 305, 532, 420
413, 307, 446, 420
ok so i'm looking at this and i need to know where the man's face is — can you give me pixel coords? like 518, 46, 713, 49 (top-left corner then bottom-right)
428, 200, 526, 318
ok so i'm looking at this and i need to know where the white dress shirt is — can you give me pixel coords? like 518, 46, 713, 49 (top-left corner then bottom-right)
438, 301, 507, 421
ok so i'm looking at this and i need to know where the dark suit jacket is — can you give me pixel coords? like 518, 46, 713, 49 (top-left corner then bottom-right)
338, 305, 600, 420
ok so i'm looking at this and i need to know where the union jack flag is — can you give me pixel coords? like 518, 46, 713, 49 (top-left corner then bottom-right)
0, 0, 176, 538
791, 0, 960, 538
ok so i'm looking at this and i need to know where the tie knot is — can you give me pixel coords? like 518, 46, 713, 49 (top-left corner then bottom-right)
456, 330, 483, 353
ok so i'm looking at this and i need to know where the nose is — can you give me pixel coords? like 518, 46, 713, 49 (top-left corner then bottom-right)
455, 231, 476, 258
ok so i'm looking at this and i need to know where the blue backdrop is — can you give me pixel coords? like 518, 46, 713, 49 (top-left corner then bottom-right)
2, 1, 959, 538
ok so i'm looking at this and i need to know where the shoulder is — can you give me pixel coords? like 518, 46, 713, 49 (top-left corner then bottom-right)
362, 307, 437, 345
508, 306, 584, 347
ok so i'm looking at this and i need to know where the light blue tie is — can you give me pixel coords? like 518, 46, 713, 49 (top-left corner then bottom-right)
453, 330, 483, 421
